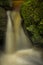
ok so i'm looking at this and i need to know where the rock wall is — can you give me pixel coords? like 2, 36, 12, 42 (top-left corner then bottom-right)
0, 7, 7, 51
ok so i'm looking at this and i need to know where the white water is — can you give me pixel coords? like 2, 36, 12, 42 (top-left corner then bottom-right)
5, 11, 14, 53
5, 11, 32, 53
1, 49, 43, 65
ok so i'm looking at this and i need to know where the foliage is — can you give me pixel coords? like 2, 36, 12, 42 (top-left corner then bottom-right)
20, 0, 43, 47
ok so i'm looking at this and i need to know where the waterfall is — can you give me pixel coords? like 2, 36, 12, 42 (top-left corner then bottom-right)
5, 10, 32, 53
5, 11, 14, 53
10, 11, 32, 51
1, 11, 43, 65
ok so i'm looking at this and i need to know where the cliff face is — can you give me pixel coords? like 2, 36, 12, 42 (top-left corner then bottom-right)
0, 7, 7, 51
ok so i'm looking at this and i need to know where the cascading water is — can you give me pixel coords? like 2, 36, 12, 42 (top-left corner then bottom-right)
10, 11, 32, 50
5, 11, 14, 53
5, 10, 32, 53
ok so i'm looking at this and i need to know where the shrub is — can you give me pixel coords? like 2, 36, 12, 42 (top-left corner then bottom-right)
20, 0, 43, 47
